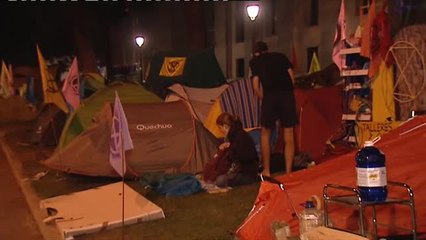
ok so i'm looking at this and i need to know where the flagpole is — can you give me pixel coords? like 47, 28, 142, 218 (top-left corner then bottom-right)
121, 149, 125, 240
111, 91, 134, 239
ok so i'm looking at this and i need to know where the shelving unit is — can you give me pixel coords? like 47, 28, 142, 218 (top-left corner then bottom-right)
339, 47, 372, 146
341, 69, 369, 77
340, 47, 362, 55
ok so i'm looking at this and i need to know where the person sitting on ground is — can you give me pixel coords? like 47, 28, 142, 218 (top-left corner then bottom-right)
215, 112, 259, 188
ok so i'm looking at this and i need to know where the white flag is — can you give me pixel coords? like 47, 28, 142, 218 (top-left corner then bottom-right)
109, 91, 134, 177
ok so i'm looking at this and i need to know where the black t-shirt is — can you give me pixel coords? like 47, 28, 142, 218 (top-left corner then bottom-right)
249, 52, 294, 92
227, 121, 259, 176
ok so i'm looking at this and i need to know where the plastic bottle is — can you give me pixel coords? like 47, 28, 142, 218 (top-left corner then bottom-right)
355, 139, 387, 202
299, 200, 323, 240
271, 220, 290, 240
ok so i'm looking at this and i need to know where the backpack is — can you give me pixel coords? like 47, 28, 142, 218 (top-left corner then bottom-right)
203, 147, 231, 183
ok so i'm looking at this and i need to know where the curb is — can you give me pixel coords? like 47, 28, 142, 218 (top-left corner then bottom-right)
0, 137, 62, 240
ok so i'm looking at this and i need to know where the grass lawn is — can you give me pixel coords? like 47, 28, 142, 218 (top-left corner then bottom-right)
3, 121, 265, 240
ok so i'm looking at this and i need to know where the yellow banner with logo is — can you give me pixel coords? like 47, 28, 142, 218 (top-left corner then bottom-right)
355, 121, 400, 146
159, 57, 186, 77
36, 45, 69, 113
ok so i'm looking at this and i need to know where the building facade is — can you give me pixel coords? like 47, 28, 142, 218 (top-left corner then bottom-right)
213, 0, 368, 81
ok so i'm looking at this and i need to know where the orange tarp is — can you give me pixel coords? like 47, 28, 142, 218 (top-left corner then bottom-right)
237, 116, 426, 239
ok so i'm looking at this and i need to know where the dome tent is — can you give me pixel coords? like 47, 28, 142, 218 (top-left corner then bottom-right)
43, 100, 218, 177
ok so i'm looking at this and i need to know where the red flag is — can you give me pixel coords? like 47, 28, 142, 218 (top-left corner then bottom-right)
109, 91, 134, 177
332, 0, 347, 71
62, 57, 80, 111
369, 9, 392, 78
360, 0, 376, 58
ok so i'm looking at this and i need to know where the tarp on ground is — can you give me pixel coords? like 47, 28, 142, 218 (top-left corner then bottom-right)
43, 100, 218, 177
145, 48, 227, 98
40, 182, 165, 240
236, 115, 426, 239
58, 81, 162, 149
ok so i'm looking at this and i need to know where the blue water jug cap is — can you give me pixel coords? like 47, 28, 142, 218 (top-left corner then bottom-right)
305, 200, 315, 208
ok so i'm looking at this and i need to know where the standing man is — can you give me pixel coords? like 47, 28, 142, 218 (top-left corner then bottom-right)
249, 41, 298, 176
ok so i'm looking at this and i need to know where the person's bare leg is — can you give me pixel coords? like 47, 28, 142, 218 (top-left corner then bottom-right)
260, 127, 271, 176
284, 127, 295, 174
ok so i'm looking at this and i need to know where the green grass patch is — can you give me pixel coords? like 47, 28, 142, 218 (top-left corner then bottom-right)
3, 122, 263, 240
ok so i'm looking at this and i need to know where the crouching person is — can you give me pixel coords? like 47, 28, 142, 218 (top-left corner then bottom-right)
215, 112, 259, 188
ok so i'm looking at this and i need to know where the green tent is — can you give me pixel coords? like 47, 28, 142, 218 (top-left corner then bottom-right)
59, 81, 162, 148
145, 48, 226, 98
43, 100, 219, 177
81, 72, 106, 98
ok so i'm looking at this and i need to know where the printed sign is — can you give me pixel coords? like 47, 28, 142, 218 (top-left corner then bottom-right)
355, 121, 400, 146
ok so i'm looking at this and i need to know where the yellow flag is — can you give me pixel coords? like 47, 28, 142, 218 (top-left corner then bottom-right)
308, 52, 321, 74
372, 61, 395, 121
159, 57, 186, 77
0, 61, 11, 98
36, 45, 69, 113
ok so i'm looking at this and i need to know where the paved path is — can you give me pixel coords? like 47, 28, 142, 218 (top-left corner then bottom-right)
0, 135, 43, 239
0, 130, 60, 240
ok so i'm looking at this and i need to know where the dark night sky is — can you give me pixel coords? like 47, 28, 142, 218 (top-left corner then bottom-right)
0, 3, 128, 66
0, 2, 210, 69
0, 4, 41, 66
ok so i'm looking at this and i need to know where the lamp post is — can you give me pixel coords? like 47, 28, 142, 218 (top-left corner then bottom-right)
135, 35, 145, 84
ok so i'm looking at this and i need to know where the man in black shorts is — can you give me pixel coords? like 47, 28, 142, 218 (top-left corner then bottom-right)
249, 41, 298, 176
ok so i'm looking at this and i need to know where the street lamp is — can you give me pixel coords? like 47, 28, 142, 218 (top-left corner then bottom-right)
246, 4, 260, 48
135, 35, 145, 84
246, 4, 259, 21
